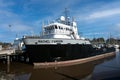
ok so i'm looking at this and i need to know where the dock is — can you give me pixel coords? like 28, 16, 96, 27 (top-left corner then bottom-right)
0, 49, 15, 63
0, 49, 14, 55
0, 49, 15, 59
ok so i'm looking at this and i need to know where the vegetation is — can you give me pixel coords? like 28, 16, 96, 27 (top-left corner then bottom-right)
91, 37, 105, 44
91, 37, 120, 45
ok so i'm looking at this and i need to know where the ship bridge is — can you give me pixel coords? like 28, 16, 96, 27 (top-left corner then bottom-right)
44, 22, 73, 39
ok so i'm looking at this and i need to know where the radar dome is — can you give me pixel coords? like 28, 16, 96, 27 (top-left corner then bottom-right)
15, 38, 19, 40
60, 16, 65, 21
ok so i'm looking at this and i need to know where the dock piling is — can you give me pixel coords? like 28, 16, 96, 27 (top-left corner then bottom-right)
7, 55, 10, 65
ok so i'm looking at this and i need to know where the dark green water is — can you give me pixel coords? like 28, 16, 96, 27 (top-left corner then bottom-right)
0, 50, 120, 80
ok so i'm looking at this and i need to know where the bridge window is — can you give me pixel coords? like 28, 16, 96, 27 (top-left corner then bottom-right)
66, 28, 68, 30
58, 26, 63, 30
59, 26, 60, 29
55, 25, 57, 29
51, 26, 54, 29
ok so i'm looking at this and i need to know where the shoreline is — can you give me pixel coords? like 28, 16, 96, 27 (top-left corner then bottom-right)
34, 52, 116, 68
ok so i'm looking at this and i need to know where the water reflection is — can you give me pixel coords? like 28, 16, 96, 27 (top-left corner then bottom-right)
0, 52, 117, 80
0, 62, 94, 80
92, 50, 120, 80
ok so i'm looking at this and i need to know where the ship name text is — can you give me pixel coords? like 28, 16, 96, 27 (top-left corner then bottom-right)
38, 40, 63, 43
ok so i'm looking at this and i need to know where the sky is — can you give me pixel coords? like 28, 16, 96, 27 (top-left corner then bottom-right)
1, 0, 120, 42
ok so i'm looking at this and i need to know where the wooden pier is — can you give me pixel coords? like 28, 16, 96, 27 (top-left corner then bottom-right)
0, 49, 14, 55
0, 49, 30, 64
0, 49, 15, 64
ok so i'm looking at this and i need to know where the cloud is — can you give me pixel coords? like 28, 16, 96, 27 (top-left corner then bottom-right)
0, 10, 18, 19
0, 34, 4, 38
0, 0, 33, 33
11, 24, 32, 32
0, 0, 17, 19
23, 0, 80, 17
112, 23, 120, 32
107, 23, 120, 38
0, 0, 14, 8
86, 8, 120, 20
1, 23, 32, 32
0, 10, 32, 33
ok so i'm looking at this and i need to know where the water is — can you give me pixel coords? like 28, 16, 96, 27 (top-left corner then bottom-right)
91, 49, 120, 80
0, 50, 120, 80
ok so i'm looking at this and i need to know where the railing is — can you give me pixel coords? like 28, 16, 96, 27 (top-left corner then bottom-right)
24, 36, 40, 39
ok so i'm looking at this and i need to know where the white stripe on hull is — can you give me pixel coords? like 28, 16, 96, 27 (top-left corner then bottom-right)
23, 38, 91, 45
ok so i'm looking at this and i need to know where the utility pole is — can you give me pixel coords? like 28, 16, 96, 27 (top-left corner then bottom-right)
109, 32, 111, 44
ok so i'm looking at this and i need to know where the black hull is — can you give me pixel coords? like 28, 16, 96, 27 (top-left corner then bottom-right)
25, 44, 95, 62
25, 44, 115, 63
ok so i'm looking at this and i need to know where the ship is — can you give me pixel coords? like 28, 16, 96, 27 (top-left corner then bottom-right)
12, 38, 25, 53
23, 9, 115, 63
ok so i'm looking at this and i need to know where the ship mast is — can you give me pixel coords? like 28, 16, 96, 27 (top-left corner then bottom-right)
64, 8, 69, 25
42, 20, 44, 36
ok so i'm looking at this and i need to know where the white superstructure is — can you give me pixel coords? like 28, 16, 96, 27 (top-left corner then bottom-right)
41, 16, 80, 40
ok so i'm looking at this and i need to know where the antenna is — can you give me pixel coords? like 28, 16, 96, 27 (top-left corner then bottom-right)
72, 17, 75, 22
16, 34, 18, 38
42, 20, 44, 35
48, 19, 50, 24
64, 8, 69, 25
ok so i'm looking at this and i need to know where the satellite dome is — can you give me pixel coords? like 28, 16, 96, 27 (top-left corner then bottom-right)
60, 16, 65, 21
15, 38, 19, 40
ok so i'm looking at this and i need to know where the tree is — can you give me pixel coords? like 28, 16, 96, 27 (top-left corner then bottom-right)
91, 37, 105, 45
97, 37, 105, 43
106, 38, 117, 44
